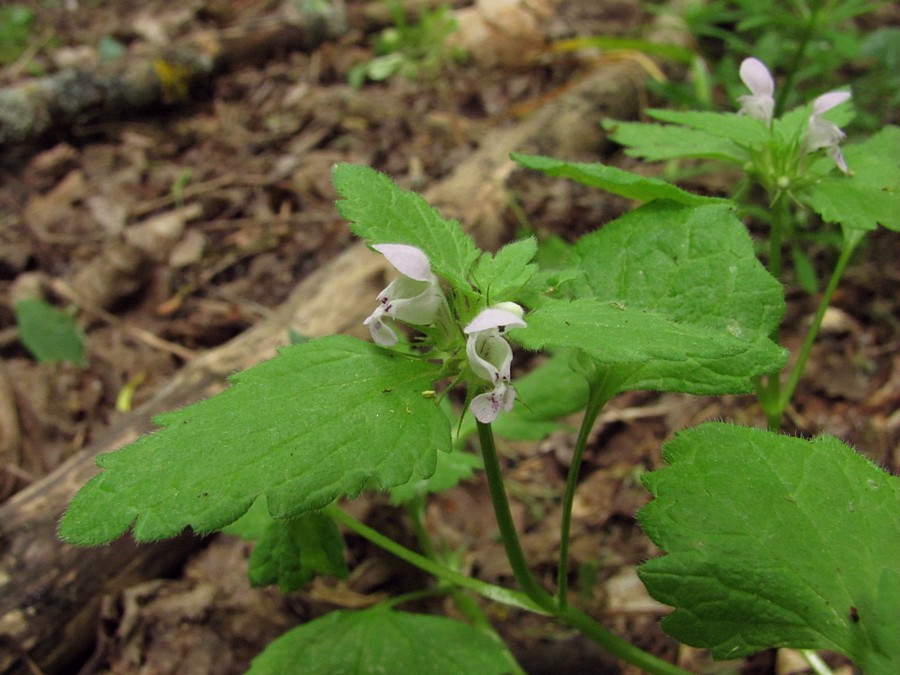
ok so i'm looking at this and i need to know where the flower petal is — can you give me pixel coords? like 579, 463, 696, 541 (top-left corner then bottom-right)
470, 391, 502, 423
373, 244, 433, 281
828, 146, 850, 174
363, 308, 399, 346
464, 306, 526, 334
379, 276, 442, 325
812, 91, 851, 116
470, 383, 517, 423
739, 58, 774, 97
467, 331, 512, 383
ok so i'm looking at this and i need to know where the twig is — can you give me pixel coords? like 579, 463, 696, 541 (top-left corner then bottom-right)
49, 278, 196, 362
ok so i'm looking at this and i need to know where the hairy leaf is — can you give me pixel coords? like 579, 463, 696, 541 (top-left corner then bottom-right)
60, 336, 449, 544
333, 163, 480, 289
512, 201, 786, 394
605, 121, 749, 163
801, 125, 900, 231
512, 153, 722, 206
639, 423, 900, 673
472, 237, 538, 302
389, 449, 482, 505
248, 511, 349, 593
247, 606, 518, 674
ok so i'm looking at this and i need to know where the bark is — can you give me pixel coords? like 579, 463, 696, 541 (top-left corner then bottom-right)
0, 56, 647, 674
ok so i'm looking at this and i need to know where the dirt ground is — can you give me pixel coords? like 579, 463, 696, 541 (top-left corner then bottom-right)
1, 1, 898, 674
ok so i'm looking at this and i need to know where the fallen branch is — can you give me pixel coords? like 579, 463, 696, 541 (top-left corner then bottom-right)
0, 2, 347, 149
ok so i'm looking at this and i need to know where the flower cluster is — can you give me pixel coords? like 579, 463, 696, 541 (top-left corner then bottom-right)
737, 57, 851, 173
364, 244, 444, 347
364, 245, 526, 423
464, 304, 526, 424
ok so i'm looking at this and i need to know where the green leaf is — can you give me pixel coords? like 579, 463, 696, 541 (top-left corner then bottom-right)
638, 423, 900, 673
790, 244, 819, 293
605, 120, 749, 163
389, 448, 482, 505
333, 164, 480, 290
247, 606, 517, 675
511, 202, 786, 394
646, 109, 771, 146
249, 511, 349, 593
472, 237, 538, 302
511, 153, 722, 206
800, 125, 900, 231
221, 493, 273, 540
14, 298, 86, 366
224, 495, 349, 592
60, 336, 449, 544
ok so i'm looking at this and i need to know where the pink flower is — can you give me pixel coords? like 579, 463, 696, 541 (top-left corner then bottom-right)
737, 57, 775, 125
363, 244, 444, 346
803, 91, 852, 173
464, 304, 526, 423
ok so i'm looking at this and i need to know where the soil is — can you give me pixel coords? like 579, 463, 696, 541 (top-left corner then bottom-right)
1, 1, 898, 674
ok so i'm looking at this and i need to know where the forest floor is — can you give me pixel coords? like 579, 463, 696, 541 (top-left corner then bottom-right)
0, 1, 898, 674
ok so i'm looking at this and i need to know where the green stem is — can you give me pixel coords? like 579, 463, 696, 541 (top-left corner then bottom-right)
324, 504, 547, 614
557, 604, 691, 675
405, 499, 528, 675
477, 420, 689, 674
476, 420, 556, 611
328, 444, 689, 673
776, 230, 860, 414
557, 382, 615, 608
801, 649, 835, 675
407, 497, 498, 630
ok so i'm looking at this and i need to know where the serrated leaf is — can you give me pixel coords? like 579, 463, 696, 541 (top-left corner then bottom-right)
645, 109, 771, 146
247, 606, 517, 675
512, 153, 722, 206
60, 336, 449, 544
511, 202, 786, 394
472, 237, 538, 302
638, 423, 900, 673
389, 448, 482, 505
221, 493, 272, 540
333, 163, 480, 290
15, 298, 86, 366
605, 120, 749, 163
248, 511, 349, 593
800, 125, 900, 231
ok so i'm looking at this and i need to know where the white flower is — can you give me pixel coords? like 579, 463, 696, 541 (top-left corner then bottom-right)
363, 244, 444, 346
737, 57, 776, 125
803, 91, 852, 173
464, 305, 526, 423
